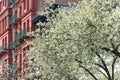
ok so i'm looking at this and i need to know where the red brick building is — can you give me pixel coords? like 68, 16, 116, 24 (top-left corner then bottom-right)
0, 0, 78, 79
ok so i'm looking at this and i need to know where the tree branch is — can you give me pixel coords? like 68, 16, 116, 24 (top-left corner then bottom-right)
93, 62, 108, 79
111, 40, 120, 58
95, 52, 112, 80
95, 68, 108, 79
80, 65, 98, 80
102, 39, 120, 58
111, 57, 118, 80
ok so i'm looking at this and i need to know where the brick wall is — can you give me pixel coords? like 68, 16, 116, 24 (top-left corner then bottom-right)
36, 0, 79, 12
55, 0, 79, 5
36, 0, 47, 13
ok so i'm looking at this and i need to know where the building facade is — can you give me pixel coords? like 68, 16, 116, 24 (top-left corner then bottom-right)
0, 0, 78, 79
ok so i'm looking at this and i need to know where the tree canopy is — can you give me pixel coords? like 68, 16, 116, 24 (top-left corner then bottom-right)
27, 0, 120, 80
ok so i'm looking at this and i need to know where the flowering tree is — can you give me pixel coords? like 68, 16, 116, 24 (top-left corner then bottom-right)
28, 0, 120, 80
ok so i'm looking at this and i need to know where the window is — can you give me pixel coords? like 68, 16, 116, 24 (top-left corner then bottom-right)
19, 6, 22, 17
24, 0, 26, 10
2, 39, 4, 47
27, 0, 29, 10
19, 54, 22, 68
23, 22, 26, 30
2, 18, 7, 31
14, 55, 17, 63
5, 59, 7, 64
5, 37, 7, 48
27, 19, 29, 32
2, 20, 4, 31
5, 17, 6, 29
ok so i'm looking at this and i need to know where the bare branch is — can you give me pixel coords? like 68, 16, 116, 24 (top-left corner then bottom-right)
95, 52, 112, 80
102, 41, 120, 58
80, 65, 98, 80
111, 50, 120, 58
111, 57, 118, 80
95, 68, 108, 79
102, 47, 110, 52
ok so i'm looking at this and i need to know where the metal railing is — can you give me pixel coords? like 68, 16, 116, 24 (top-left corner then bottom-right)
9, 17, 13, 26
15, 29, 26, 42
0, 45, 4, 52
8, 0, 16, 5
13, 14, 18, 21
8, 29, 27, 49
8, 42, 15, 50
9, 14, 18, 26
